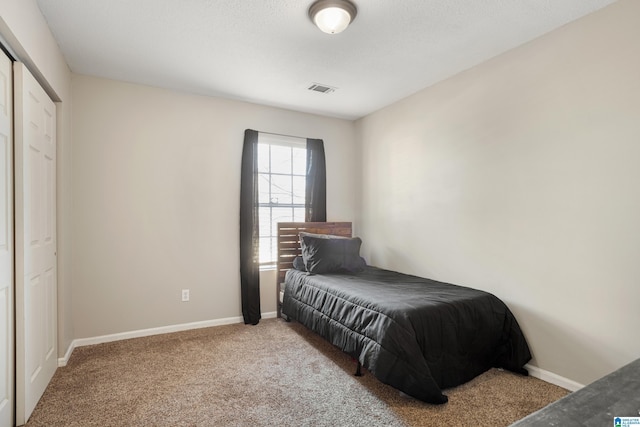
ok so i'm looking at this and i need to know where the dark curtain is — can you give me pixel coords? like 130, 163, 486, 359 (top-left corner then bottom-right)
305, 138, 327, 222
240, 129, 261, 325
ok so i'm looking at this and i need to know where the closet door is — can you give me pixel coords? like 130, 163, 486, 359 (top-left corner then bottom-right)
0, 49, 14, 427
14, 62, 57, 425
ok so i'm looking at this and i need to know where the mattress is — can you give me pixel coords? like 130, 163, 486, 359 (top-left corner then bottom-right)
282, 266, 531, 403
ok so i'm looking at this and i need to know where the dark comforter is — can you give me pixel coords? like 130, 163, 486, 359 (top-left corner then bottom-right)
282, 266, 531, 404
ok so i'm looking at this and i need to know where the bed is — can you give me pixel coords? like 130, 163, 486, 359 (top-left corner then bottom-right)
277, 222, 531, 404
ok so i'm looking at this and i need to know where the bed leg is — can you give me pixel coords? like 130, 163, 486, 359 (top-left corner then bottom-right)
355, 361, 363, 377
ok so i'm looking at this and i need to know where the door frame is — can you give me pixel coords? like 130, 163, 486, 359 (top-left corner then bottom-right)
0, 44, 14, 427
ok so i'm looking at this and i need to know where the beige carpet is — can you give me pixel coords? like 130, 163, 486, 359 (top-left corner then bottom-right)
26, 319, 568, 426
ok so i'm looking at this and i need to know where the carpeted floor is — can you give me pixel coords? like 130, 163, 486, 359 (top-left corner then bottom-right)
26, 319, 568, 426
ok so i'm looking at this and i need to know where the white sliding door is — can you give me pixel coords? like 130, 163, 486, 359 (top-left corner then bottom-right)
0, 49, 14, 427
14, 62, 57, 426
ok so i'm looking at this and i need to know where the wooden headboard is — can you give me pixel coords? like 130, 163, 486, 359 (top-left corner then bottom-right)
276, 222, 352, 317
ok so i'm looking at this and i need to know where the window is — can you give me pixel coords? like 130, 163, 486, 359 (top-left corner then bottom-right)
257, 133, 307, 265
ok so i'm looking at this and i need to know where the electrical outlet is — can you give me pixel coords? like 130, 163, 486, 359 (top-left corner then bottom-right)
181, 289, 190, 302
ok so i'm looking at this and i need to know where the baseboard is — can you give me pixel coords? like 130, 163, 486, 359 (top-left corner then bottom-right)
58, 311, 279, 367
58, 340, 76, 367
58, 321, 588, 392
525, 363, 584, 392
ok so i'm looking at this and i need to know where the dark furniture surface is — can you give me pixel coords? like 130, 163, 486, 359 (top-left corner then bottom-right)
511, 358, 640, 426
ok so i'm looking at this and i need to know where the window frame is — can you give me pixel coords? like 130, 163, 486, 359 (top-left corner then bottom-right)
257, 133, 307, 268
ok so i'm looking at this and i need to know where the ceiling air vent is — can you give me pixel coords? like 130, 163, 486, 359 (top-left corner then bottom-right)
308, 83, 336, 94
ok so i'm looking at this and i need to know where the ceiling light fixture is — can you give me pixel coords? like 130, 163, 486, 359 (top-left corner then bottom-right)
309, 0, 357, 35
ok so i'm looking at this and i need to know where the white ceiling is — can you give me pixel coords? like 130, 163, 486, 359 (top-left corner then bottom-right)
36, 0, 617, 120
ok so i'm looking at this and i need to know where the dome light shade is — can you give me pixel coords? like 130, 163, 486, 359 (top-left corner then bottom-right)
309, 0, 357, 34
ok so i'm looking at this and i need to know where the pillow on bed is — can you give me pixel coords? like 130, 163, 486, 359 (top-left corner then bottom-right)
299, 232, 366, 274
292, 256, 306, 271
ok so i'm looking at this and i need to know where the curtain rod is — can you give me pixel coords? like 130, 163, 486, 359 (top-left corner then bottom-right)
258, 130, 317, 141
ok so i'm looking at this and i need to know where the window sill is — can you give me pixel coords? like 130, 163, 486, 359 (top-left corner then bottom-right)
260, 264, 276, 272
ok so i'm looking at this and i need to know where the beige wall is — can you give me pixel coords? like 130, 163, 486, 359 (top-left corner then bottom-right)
356, 0, 640, 386
71, 74, 358, 338
0, 0, 74, 357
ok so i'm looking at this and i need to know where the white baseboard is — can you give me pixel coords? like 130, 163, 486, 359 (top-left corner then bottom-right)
57, 318, 586, 393
58, 340, 76, 367
525, 363, 584, 392
58, 311, 279, 367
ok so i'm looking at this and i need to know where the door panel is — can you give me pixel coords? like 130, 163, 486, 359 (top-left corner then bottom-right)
0, 48, 13, 427
14, 62, 57, 426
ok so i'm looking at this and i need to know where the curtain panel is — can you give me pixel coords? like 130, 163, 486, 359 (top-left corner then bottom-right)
239, 132, 327, 325
305, 138, 327, 222
239, 129, 261, 325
